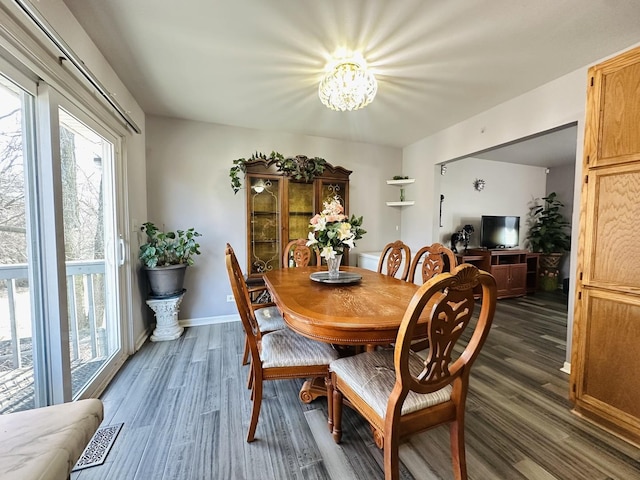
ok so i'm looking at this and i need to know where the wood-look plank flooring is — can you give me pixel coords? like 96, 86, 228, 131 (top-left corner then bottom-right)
72, 292, 640, 479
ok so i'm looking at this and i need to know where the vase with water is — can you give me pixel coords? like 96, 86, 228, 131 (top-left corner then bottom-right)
326, 254, 343, 279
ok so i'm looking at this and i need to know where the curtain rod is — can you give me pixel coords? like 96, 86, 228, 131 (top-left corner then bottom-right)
12, 0, 142, 134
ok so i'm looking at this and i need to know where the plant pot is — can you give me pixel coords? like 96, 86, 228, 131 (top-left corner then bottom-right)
145, 264, 187, 298
538, 253, 563, 291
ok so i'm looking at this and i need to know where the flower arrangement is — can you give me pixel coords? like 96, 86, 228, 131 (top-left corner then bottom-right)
306, 197, 366, 259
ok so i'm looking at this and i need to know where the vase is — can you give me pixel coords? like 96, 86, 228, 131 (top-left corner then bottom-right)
326, 254, 343, 278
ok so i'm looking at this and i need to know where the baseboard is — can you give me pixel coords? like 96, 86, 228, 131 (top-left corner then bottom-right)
179, 314, 240, 327
134, 328, 151, 352
560, 362, 571, 375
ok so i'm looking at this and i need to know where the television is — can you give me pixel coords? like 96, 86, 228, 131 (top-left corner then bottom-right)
480, 215, 520, 249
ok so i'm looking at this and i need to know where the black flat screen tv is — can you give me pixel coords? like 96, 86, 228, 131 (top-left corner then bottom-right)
480, 215, 520, 249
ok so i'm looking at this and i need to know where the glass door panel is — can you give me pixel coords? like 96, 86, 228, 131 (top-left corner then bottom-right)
287, 182, 314, 242
249, 177, 280, 274
58, 108, 120, 398
0, 75, 38, 413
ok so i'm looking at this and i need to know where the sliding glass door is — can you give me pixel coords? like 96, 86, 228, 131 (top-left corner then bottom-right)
58, 108, 122, 398
0, 64, 127, 412
0, 71, 39, 413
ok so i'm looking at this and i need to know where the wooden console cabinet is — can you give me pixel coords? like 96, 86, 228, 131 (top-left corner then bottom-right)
457, 249, 538, 299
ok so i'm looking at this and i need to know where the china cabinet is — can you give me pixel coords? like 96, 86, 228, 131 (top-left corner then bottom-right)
244, 158, 351, 277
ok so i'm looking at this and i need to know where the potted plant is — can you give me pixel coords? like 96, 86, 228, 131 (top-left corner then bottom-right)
525, 192, 571, 291
139, 222, 202, 297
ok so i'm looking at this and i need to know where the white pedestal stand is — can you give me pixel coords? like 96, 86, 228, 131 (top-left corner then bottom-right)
146, 291, 185, 342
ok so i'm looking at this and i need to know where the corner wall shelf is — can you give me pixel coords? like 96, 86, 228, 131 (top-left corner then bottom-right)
386, 179, 415, 185
386, 201, 415, 207
386, 178, 415, 206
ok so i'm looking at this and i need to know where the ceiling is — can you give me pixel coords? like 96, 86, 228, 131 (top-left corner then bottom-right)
61, 0, 640, 150
473, 124, 578, 168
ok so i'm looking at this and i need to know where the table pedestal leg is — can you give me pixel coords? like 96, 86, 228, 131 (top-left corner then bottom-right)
299, 377, 327, 403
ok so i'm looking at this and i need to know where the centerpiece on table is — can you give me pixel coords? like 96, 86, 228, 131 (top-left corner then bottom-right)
306, 197, 366, 278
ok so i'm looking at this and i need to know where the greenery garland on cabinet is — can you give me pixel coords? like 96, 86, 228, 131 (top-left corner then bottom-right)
229, 151, 327, 194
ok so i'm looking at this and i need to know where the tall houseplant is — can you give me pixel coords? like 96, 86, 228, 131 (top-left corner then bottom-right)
526, 192, 571, 291
139, 222, 202, 297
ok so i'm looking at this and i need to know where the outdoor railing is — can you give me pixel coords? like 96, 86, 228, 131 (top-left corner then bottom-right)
0, 260, 105, 369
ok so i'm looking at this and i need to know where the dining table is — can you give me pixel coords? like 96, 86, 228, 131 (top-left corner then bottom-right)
262, 265, 431, 402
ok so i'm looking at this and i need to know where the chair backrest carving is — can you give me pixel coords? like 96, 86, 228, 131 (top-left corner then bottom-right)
377, 240, 411, 281
392, 263, 496, 399
407, 243, 457, 284
283, 238, 321, 268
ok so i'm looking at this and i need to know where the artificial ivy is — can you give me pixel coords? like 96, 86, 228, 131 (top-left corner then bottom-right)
229, 151, 327, 194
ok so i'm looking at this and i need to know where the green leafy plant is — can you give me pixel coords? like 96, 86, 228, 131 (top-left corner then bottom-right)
229, 151, 326, 193
392, 175, 409, 180
526, 192, 571, 254
276, 155, 326, 182
229, 151, 284, 194
139, 222, 202, 268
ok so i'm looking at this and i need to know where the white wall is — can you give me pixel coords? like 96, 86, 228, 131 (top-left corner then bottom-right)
438, 158, 547, 249
145, 116, 402, 319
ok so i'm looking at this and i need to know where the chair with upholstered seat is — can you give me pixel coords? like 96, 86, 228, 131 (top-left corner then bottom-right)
377, 240, 411, 281
225, 244, 287, 366
283, 238, 321, 268
226, 243, 340, 442
408, 243, 457, 285
327, 263, 496, 480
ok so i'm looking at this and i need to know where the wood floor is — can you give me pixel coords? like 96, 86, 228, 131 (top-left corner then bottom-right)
72, 292, 640, 480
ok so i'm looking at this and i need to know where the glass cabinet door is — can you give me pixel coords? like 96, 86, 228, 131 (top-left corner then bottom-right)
287, 181, 314, 244
248, 176, 281, 275
319, 180, 348, 211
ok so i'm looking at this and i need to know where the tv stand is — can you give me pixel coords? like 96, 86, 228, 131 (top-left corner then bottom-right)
457, 249, 539, 299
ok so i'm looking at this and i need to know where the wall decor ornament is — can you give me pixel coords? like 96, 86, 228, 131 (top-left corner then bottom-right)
473, 178, 486, 191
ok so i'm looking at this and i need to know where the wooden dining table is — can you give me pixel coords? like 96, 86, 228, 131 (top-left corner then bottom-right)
263, 265, 431, 402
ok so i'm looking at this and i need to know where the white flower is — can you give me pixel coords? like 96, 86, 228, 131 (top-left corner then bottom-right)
306, 232, 318, 246
341, 236, 355, 249
336, 222, 352, 240
313, 216, 327, 232
320, 246, 336, 259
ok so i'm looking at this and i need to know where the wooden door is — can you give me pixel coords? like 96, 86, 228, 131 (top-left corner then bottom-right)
491, 265, 510, 298
509, 264, 527, 297
571, 45, 640, 444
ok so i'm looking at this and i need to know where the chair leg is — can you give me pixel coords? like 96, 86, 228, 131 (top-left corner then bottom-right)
383, 427, 401, 480
449, 420, 468, 480
325, 376, 333, 433
242, 335, 249, 366
331, 388, 343, 443
247, 363, 254, 390
247, 375, 263, 442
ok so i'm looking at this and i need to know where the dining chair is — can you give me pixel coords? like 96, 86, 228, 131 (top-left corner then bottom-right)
225, 244, 287, 367
225, 243, 340, 442
283, 238, 321, 267
377, 240, 411, 281
407, 243, 457, 285
327, 263, 497, 480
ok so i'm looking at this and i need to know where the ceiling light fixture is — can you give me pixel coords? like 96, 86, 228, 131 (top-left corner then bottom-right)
318, 53, 377, 111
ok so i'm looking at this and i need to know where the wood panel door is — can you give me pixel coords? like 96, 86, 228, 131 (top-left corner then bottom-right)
571, 45, 640, 444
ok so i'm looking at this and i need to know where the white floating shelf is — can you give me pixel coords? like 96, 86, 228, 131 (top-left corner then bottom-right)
386, 201, 415, 207
386, 179, 415, 185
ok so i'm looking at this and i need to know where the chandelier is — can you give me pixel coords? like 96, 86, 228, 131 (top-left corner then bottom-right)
318, 54, 377, 111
